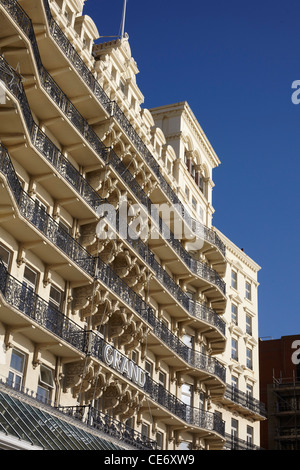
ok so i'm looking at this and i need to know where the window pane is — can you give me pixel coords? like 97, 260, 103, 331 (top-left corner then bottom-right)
0, 244, 10, 266
10, 350, 25, 373
49, 286, 62, 307
24, 266, 37, 288
231, 304, 238, 324
40, 366, 54, 387
141, 423, 149, 438
246, 281, 251, 300
37, 385, 50, 403
231, 270, 237, 289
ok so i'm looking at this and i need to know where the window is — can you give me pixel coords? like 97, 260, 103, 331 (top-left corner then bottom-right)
185, 186, 189, 199
158, 371, 166, 387
23, 265, 38, 291
246, 384, 253, 398
246, 426, 253, 447
145, 360, 153, 377
8, 349, 25, 391
49, 285, 63, 310
182, 334, 193, 349
120, 79, 126, 94
199, 206, 204, 222
181, 383, 193, 407
0, 243, 11, 268
141, 423, 149, 440
231, 376, 238, 400
231, 375, 238, 389
246, 314, 252, 335
156, 431, 163, 450
231, 338, 238, 361
198, 175, 204, 193
246, 348, 253, 369
192, 197, 197, 211
37, 365, 54, 404
126, 417, 134, 429
179, 442, 191, 450
34, 197, 48, 231
231, 270, 238, 289
231, 303, 238, 324
59, 220, 70, 234
231, 418, 238, 449
245, 281, 252, 300
131, 350, 138, 363
199, 392, 205, 410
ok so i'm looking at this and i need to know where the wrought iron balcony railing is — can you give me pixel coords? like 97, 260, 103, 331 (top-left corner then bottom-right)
44, 0, 226, 258
225, 385, 266, 417
0, 260, 225, 437
57, 405, 157, 450
0, 55, 226, 334
224, 433, 261, 451
0, 0, 226, 262
0, 141, 225, 382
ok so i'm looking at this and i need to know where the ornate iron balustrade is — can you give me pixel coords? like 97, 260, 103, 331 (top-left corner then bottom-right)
225, 385, 266, 417
0, 138, 225, 381
107, 149, 226, 294
144, 377, 224, 437
96, 258, 226, 384
0, 260, 86, 350
0, 55, 226, 334
224, 433, 261, 451
0, 0, 226, 260
0, 143, 96, 277
58, 405, 157, 450
0, 260, 225, 437
0, 0, 226, 294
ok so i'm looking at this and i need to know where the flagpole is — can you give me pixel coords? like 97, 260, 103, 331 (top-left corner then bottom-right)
121, 0, 127, 39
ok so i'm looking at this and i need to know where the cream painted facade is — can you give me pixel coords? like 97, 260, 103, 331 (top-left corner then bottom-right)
0, 0, 264, 450
211, 230, 264, 449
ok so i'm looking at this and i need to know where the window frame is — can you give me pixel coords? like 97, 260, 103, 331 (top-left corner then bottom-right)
231, 338, 238, 361
0, 242, 12, 269
8, 348, 26, 391
231, 270, 238, 290
246, 347, 253, 370
245, 280, 252, 301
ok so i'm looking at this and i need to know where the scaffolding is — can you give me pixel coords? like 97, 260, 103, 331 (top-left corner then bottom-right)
271, 369, 300, 450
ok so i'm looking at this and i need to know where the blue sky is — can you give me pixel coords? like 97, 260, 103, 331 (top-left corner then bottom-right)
83, 0, 300, 340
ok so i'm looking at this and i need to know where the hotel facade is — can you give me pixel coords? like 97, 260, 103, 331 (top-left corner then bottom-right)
0, 0, 265, 450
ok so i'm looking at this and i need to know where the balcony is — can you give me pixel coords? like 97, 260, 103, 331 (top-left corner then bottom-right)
220, 384, 266, 420
224, 433, 261, 451
0, 180, 225, 385
0, 22, 227, 302
0, 260, 225, 438
0, 4, 226, 307
0, 135, 225, 380
0, 55, 226, 340
0, 110, 226, 348
0, 0, 226, 265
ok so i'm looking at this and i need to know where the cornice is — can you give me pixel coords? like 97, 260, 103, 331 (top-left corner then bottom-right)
213, 228, 261, 273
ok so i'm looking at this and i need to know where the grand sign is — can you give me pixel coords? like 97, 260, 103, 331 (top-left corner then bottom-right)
103, 344, 146, 388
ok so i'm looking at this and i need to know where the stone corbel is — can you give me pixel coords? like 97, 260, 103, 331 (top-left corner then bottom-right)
32, 341, 58, 369
43, 266, 52, 287
16, 244, 26, 267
